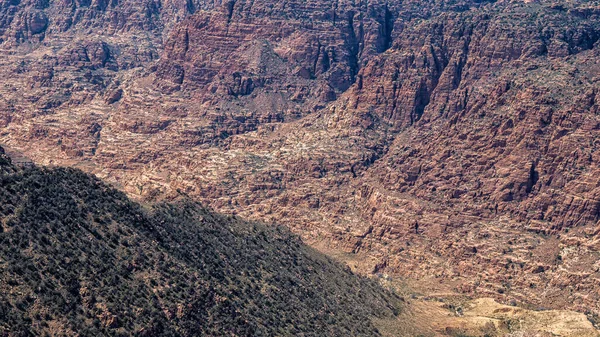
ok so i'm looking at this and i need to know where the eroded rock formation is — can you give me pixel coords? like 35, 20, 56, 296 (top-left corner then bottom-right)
2, 0, 600, 317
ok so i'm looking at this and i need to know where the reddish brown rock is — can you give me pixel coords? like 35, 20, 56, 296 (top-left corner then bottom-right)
2, 0, 600, 319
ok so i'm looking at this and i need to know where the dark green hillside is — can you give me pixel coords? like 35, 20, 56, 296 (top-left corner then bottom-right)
0, 147, 402, 337
0, 147, 15, 175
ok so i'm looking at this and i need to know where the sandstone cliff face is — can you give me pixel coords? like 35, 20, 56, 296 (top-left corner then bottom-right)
346, 3, 600, 224
2, 0, 600, 318
0, 0, 227, 45
150, 0, 406, 144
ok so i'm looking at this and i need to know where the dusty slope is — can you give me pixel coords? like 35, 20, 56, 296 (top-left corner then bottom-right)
377, 296, 599, 337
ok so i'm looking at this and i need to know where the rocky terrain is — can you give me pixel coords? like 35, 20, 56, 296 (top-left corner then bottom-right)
0, 146, 403, 336
2, 0, 600, 329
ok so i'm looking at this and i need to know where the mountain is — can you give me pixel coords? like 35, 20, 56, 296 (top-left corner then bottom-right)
0, 148, 402, 336
2, 0, 600, 321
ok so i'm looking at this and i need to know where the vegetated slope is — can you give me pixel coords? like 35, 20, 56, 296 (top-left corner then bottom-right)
0, 149, 401, 336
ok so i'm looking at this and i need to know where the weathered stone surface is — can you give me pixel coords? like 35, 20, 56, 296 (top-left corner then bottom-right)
3, 0, 600, 319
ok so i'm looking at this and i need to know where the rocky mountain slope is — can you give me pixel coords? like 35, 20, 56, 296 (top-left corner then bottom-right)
0, 146, 402, 336
2, 0, 600, 322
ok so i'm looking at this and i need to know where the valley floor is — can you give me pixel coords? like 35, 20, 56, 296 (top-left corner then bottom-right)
319, 242, 600, 337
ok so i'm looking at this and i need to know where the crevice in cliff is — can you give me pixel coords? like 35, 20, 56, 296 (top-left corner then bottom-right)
380, 4, 394, 53
186, 0, 196, 14
183, 29, 190, 55
321, 49, 331, 73
451, 28, 472, 89
332, 0, 339, 26
346, 11, 363, 84
413, 79, 431, 124
225, 0, 235, 24
312, 40, 322, 77
526, 162, 539, 194
411, 43, 448, 124
450, 50, 468, 90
